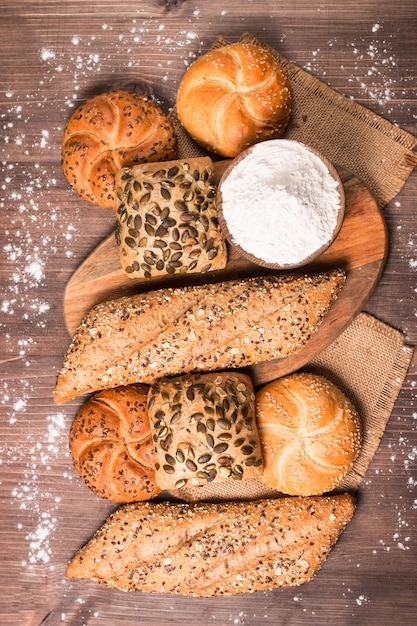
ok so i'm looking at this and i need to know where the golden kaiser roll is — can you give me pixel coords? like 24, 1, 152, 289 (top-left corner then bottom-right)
69, 384, 161, 503
255, 373, 361, 496
175, 43, 292, 157
62, 90, 178, 209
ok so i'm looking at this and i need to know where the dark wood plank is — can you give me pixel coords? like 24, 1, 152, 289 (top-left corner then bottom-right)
1, 2, 416, 625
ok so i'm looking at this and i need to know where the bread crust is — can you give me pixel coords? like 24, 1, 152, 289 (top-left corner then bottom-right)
148, 371, 263, 490
176, 43, 292, 157
69, 384, 160, 502
54, 270, 345, 403
256, 373, 362, 495
61, 90, 178, 209
65, 493, 356, 595
115, 157, 227, 279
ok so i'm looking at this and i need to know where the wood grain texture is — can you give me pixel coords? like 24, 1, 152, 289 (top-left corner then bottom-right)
1, 2, 416, 625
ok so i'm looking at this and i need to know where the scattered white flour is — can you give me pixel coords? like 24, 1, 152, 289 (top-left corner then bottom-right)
303, 20, 415, 124
3, 387, 69, 566
40, 48, 55, 61
356, 593, 370, 606
220, 139, 341, 265
0, 20, 217, 584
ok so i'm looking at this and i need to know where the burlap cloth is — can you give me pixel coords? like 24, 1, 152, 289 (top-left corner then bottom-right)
166, 33, 416, 503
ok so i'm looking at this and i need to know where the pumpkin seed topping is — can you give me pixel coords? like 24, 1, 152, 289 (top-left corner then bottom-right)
148, 372, 263, 489
115, 158, 227, 279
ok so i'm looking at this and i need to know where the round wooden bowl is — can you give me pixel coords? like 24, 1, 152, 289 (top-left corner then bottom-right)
216, 139, 346, 271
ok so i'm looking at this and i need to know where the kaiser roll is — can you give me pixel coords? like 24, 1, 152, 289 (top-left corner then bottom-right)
61, 90, 178, 209
255, 373, 361, 496
69, 384, 161, 502
175, 43, 292, 158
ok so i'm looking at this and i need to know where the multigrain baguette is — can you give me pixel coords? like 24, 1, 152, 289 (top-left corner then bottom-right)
54, 269, 345, 403
65, 494, 356, 595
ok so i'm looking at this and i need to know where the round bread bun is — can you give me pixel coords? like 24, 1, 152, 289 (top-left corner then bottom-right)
69, 384, 161, 502
175, 43, 292, 158
62, 90, 178, 209
255, 373, 361, 496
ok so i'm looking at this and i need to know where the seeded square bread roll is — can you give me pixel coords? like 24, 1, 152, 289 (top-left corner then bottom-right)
65, 494, 356, 595
54, 270, 345, 404
148, 371, 263, 490
115, 157, 227, 279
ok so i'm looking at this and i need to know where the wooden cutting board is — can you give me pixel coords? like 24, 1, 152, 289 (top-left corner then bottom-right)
63, 161, 387, 385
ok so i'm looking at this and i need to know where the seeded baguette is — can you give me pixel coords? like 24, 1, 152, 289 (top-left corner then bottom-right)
65, 493, 356, 595
54, 269, 345, 403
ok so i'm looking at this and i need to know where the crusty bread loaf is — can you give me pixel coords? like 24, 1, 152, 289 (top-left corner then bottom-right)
148, 372, 263, 490
115, 157, 227, 279
54, 269, 345, 403
61, 90, 178, 209
176, 43, 292, 157
65, 493, 356, 595
69, 384, 160, 502
256, 373, 362, 495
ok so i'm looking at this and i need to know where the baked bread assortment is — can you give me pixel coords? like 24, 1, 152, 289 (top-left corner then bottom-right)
255, 373, 362, 496
176, 42, 292, 157
61, 90, 178, 209
69, 385, 160, 502
65, 494, 356, 595
58, 40, 366, 595
54, 269, 345, 403
115, 157, 227, 279
148, 372, 262, 490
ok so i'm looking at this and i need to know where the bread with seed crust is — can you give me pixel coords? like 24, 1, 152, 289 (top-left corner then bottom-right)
61, 90, 178, 209
65, 493, 356, 595
115, 157, 227, 279
256, 373, 362, 496
69, 384, 160, 503
148, 371, 263, 490
54, 269, 345, 404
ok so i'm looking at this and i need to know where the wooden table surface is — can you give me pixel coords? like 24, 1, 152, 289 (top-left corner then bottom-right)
1, 2, 416, 625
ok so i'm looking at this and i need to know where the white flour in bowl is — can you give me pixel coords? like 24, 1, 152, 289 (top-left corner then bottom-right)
219, 139, 342, 266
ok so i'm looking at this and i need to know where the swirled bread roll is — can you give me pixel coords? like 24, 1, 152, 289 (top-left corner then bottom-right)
176, 43, 292, 157
61, 90, 178, 209
65, 494, 356, 595
70, 384, 160, 502
255, 373, 362, 495
54, 270, 345, 403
